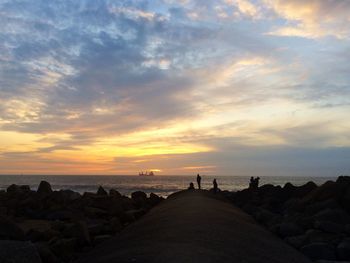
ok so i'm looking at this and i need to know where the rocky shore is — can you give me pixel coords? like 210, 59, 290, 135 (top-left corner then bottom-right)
0, 181, 163, 262
225, 176, 350, 262
1, 176, 349, 263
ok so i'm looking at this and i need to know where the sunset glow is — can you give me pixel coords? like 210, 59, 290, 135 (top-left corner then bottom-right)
0, 0, 350, 175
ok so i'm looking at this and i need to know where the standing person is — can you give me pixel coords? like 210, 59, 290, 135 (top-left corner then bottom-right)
255, 177, 260, 188
196, 174, 202, 189
213, 178, 218, 193
249, 176, 254, 189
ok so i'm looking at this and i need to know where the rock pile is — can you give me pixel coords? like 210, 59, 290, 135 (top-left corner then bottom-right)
0, 181, 163, 262
227, 176, 350, 262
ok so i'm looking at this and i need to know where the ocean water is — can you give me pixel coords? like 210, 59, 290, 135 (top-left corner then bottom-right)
0, 175, 338, 197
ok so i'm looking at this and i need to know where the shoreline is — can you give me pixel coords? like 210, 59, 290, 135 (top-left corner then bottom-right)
0, 176, 349, 262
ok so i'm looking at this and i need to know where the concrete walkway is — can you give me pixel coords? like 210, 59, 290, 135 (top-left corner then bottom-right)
77, 190, 311, 263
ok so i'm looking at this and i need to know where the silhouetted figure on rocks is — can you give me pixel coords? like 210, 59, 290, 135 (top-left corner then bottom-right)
213, 179, 218, 193
256, 177, 260, 188
196, 174, 202, 189
188, 182, 195, 190
249, 177, 254, 189
249, 177, 260, 190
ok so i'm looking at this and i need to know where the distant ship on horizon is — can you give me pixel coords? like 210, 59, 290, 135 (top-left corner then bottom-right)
139, 171, 155, 176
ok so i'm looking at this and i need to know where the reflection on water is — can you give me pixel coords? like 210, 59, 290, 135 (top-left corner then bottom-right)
0, 175, 337, 197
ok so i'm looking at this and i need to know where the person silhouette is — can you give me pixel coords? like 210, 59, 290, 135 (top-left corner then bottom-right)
213, 179, 218, 193
188, 182, 195, 190
249, 176, 254, 189
255, 177, 260, 188
196, 174, 201, 189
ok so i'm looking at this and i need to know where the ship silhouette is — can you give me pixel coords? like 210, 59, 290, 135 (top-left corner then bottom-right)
139, 171, 155, 176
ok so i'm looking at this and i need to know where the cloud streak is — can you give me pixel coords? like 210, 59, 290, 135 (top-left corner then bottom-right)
0, 0, 350, 175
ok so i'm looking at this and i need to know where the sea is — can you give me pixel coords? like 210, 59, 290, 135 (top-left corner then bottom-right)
0, 175, 338, 197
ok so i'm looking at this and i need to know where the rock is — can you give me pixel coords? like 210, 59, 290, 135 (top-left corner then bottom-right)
0, 240, 42, 263
131, 191, 147, 201
276, 222, 304, 238
84, 206, 108, 218
51, 190, 80, 203
51, 220, 65, 232
18, 219, 51, 234
46, 210, 80, 221
254, 208, 282, 227
62, 221, 90, 245
346, 224, 350, 234
109, 189, 122, 198
37, 181, 52, 195
304, 199, 340, 216
337, 240, 350, 260
7, 184, 31, 195
109, 217, 123, 232
149, 193, 162, 206
313, 208, 350, 225
35, 242, 60, 263
305, 229, 343, 245
49, 238, 76, 262
97, 186, 107, 196
87, 222, 105, 236
0, 215, 25, 240
293, 182, 317, 198
301, 242, 336, 261
26, 229, 60, 242
285, 234, 307, 248
0, 206, 7, 215
131, 191, 148, 208
314, 220, 345, 234
93, 235, 112, 245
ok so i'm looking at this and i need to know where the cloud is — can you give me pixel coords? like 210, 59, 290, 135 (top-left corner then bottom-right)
1, 0, 350, 175
264, 0, 350, 38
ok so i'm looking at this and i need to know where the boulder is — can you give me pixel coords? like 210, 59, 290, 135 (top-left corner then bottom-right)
26, 228, 60, 242
84, 206, 108, 218
254, 208, 282, 227
49, 238, 76, 262
62, 221, 90, 245
303, 177, 350, 205
37, 181, 52, 195
0, 240, 42, 263
93, 234, 112, 245
131, 191, 148, 208
149, 193, 162, 206
337, 240, 350, 261
275, 222, 304, 238
7, 184, 31, 195
0, 206, 7, 215
109, 189, 122, 198
51, 190, 80, 203
301, 242, 336, 261
131, 191, 147, 201
87, 222, 106, 236
110, 217, 123, 232
0, 215, 25, 240
313, 208, 350, 225
346, 224, 350, 234
35, 242, 60, 263
314, 220, 345, 234
293, 181, 317, 198
97, 186, 107, 196
285, 234, 307, 248
305, 229, 343, 245
46, 209, 82, 221
304, 199, 340, 216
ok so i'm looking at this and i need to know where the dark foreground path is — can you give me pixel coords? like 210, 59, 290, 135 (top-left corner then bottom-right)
77, 190, 311, 263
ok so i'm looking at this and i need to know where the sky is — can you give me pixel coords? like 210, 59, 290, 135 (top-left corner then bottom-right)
0, 0, 350, 176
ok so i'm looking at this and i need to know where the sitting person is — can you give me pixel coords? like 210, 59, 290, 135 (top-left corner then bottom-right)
188, 182, 195, 190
